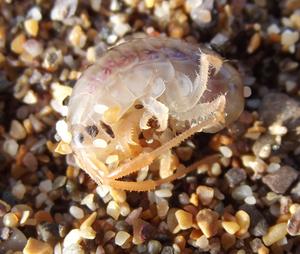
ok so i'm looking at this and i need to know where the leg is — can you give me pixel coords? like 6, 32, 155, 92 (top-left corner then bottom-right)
170, 93, 226, 122
106, 97, 225, 180
190, 50, 223, 110
103, 154, 220, 191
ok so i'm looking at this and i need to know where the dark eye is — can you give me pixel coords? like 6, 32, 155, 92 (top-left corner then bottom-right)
134, 104, 144, 109
100, 121, 115, 138
85, 125, 99, 137
62, 96, 70, 106
73, 132, 84, 145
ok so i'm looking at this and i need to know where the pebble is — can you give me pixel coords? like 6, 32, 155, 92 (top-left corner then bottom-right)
107, 34, 118, 44
125, 207, 142, 226
178, 192, 189, 205
235, 210, 250, 236
68, 25, 87, 48
81, 226, 96, 241
63, 228, 82, 247
24, 19, 39, 37
54, 242, 62, 254
268, 124, 288, 136
3, 139, 19, 157
81, 194, 97, 211
69, 206, 84, 219
80, 212, 96, 230
29, 115, 44, 133
147, 240, 162, 254
254, 219, 270, 238
3, 212, 19, 227
285, 80, 297, 92
222, 221, 240, 235
175, 210, 193, 230
96, 184, 110, 198
27, 6, 42, 21
219, 146, 233, 158
106, 200, 120, 220
211, 162, 222, 176
155, 189, 173, 198
243, 86, 252, 98
35, 192, 48, 208
23, 237, 53, 254
154, 1, 170, 25
161, 246, 174, 254
225, 168, 247, 188
0, 227, 10, 240
115, 220, 130, 232
210, 33, 230, 50
259, 93, 300, 126
232, 185, 253, 201
23, 152, 38, 171
11, 33, 26, 54
90, 0, 102, 11
115, 231, 131, 246
104, 230, 115, 244
86, 47, 96, 63
196, 235, 209, 249
133, 219, 155, 244
110, 187, 126, 203
281, 29, 299, 47
39, 180, 53, 193
52, 176, 66, 190
287, 208, 300, 236
262, 166, 298, 194
221, 233, 236, 250
266, 163, 280, 173
19, 210, 30, 225
56, 120, 72, 143
156, 197, 169, 218
247, 32, 261, 54
51, 0, 78, 21
252, 134, 274, 158
188, 193, 198, 207
23, 90, 38, 105
63, 243, 84, 254
245, 196, 256, 205
12, 181, 26, 200
259, 93, 300, 152
9, 120, 27, 140
110, 0, 121, 11
37, 222, 59, 242
113, 23, 131, 37
267, 24, 280, 34
196, 209, 219, 238
262, 223, 287, 246
188, 0, 213, 27
250, 238, 263, 253
42, 47, 63, 71
196, 185, 214, 206
0, 228, 27, 252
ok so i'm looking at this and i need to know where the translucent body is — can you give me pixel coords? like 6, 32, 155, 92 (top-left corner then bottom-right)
65, 37, 244, 191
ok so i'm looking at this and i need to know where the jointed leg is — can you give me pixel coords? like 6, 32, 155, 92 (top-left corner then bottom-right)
189, 50, 223, 110
106, 96, 226, 181
103, 154, 220, 191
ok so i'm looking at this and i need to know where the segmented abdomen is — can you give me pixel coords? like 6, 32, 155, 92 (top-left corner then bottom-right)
68, 38, 201, 125
68, 37, 243, 129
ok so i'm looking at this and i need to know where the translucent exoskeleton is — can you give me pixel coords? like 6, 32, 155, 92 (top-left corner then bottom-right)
57, 37, 244, 191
